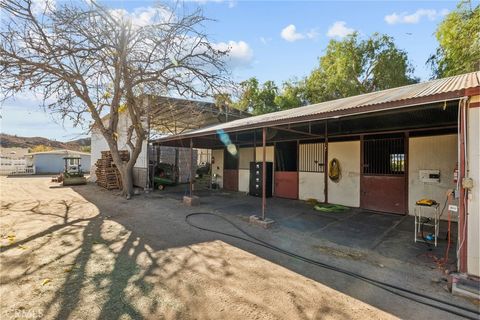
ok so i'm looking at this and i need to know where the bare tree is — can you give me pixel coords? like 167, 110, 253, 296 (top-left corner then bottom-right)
0, 0, 230, 198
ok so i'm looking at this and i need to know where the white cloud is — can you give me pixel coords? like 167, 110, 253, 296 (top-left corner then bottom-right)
31, 0, 56, 15
280, 24, 305, 42
440, 8, 450, 16
326, 21, 355, 38
188, 0, 236, 8
385, 9, 449, 25
280, 25, 319, 42
259, 37, 272, 45
109, 6, 174, 27
281, 24, 305, 42
306, 28, 319, 39
213, 40, 253, 68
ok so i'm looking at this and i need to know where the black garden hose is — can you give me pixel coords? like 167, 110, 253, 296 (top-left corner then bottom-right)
185, 212, 479, 320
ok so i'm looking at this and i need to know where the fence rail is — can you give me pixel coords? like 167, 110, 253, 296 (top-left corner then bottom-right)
0, 166, 35, 176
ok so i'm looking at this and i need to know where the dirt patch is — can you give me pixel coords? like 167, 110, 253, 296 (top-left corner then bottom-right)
314, 245, 365, 260
0, 176, 397, 319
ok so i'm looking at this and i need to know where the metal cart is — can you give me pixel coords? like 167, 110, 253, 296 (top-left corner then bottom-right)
414, 202, 440, 247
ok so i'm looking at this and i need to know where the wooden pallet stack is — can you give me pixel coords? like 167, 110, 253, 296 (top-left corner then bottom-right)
95, 150, 130, 190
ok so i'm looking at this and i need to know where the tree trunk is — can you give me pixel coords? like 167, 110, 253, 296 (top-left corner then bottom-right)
119, 164, 134, 199
100, 131, 142, 200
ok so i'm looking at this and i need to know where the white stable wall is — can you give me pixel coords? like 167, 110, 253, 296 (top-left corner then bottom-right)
467, 99, 480, 277
238, 170, 250, 192
327, 141, 361, 207
90, 112, 147, 182
255, 146, 274, 162
238, 147, 254, 192
299, 172, 325, 202
298, 143, 325, 202
408, 134, 457, 218
255, 146, 274, 193
239, 147, 254, 168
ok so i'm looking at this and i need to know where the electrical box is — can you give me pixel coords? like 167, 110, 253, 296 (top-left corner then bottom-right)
462, 177, 474, 189
419, 169, 440, 183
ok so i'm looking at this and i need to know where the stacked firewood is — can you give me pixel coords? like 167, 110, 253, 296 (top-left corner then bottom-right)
95, 150, 130, 190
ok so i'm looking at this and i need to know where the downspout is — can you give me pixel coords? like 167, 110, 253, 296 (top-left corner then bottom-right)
262, 127, 267, 220
457, 97, 469, 273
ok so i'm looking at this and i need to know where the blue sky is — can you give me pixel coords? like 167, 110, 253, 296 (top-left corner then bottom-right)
1, 0, 462, 141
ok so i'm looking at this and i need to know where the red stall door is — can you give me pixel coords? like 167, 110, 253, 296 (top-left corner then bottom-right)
361, 175, 406, 214
223, 169, 238, 191
360, 135, 407, 214
274, 172, 298, 199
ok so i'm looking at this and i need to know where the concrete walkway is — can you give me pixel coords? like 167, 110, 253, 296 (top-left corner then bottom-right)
157, 186, 457, 270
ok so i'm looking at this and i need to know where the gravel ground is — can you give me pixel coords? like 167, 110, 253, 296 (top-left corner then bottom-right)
0, 176, 396, 319
1, 176, 478, 319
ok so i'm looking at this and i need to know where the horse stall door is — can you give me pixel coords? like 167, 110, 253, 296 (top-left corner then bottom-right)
360, 135, 407, 214
223, 148, 239, 191
274, 141, 298, 199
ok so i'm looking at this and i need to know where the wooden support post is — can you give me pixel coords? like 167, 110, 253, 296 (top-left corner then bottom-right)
262, 127, 267, 220
324, 121, 329, 203
189, 138, 193, 197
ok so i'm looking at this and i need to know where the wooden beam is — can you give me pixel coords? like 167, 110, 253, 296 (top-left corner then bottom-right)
272, 125, 324, 138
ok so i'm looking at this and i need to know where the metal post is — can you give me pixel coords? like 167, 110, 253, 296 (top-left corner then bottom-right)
360, 134, 364, 207
324, 120, 329, 203
404, 132, 409, 215
153, 144, 161, 190
253, 131, 257, 163
262, 127, 267, 220
296, 140, 300, 199
189, 138, 193, 197
458, 99, 467, 273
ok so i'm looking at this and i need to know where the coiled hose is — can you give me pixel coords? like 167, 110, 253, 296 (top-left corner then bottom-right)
185, 212, 479, 319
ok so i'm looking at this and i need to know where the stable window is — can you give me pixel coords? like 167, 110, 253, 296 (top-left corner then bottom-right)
299, 142, 325, 173
390, 154, 405, 173
363, 137, 405, 175
275, 141, 297, 171
224, 148, 238, 170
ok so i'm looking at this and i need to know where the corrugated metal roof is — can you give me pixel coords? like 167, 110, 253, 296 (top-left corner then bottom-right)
155, 71, 480, 141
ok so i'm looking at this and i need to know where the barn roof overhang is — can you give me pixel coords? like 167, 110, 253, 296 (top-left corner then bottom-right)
151, 72, 480, 149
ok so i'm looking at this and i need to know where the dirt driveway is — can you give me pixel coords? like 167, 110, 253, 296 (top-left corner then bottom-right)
0, 176, 398, 319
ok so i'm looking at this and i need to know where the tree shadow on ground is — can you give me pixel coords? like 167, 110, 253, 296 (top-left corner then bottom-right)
0, 181, 403, 320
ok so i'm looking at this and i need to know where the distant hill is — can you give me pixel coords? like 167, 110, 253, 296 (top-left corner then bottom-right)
0, 134, 91, 151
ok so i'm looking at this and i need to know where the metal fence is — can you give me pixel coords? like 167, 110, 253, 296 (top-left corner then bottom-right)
0, 158, 35, 175
299, 142, 325, 173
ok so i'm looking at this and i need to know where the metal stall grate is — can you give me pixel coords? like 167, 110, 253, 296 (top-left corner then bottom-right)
299, 143, 325, 173
363, 137, 405, 175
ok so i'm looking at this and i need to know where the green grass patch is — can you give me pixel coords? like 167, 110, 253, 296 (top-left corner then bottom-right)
313, 203, 349, 213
